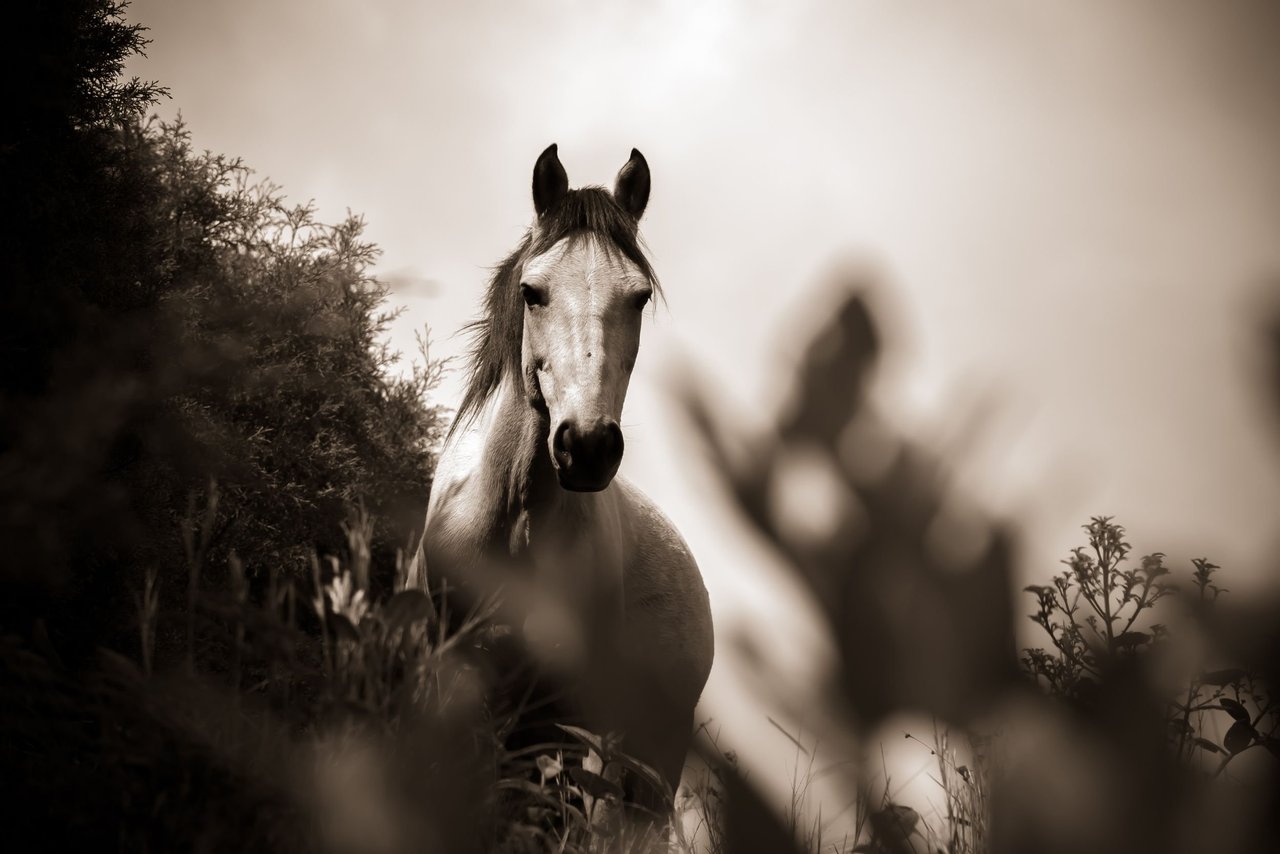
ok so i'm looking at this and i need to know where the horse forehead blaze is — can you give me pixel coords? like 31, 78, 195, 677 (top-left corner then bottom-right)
521, 235, 649, 296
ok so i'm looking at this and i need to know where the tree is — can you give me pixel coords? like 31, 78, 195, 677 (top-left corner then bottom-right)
0, 2, 446, 662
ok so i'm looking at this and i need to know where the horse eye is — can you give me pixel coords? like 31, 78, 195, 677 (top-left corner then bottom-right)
634, 290, 652, 310
520, 284, 546, 308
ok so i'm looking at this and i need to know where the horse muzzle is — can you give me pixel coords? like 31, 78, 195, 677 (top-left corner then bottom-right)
551, 418, 624, 492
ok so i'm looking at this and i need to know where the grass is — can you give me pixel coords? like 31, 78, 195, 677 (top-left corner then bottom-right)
5, 494, 1277, 853
132, 496, 712, 852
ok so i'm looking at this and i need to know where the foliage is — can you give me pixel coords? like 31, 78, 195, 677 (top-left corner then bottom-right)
678, 282, 1023, 854
5, 0, 167, 135
148, 120, 449, 577
1022, 516, 1279, 776
682, 273, 1280, 854
4, 503, 699, 852
0, 1, 446, 662
1021, 517, 1177, 699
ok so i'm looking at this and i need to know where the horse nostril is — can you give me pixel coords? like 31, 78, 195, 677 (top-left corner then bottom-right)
553, 421, 576, 468
551, 419, 623, 480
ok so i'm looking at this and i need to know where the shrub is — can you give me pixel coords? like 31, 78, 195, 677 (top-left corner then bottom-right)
1022, 515, 1279, 774
1, 1, 446, 662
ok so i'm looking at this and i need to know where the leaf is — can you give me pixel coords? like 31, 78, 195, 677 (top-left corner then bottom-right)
608, 750, 669, 800
868, 803, 921, 848
535, 753, 562, 781
1114, 631, 1150, 648
884, 803, 920, 830
567, 767, 624, 801
1224, 720, 1257, 754
1194, 737, 1223, 754
1219, 698, 1251, 723
382, 589, 435, 631
1201, 668, 1246, 686
556, 724, 609, 754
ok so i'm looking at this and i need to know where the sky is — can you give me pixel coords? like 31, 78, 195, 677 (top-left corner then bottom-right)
127, 0, 1280, 819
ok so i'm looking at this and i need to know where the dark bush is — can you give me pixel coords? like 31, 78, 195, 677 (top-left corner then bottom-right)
0, 1, 445, 662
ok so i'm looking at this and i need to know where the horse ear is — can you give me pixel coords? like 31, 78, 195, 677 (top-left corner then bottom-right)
613, 148, 650, 221
532, 143, 569, 217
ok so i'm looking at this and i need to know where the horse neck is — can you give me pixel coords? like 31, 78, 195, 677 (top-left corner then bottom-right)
446, 373, 625, 654
468, 374, 621, 566
468, 373, 559, 550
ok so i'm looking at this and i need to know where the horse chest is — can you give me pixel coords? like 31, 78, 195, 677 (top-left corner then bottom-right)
521, 493, 626, 616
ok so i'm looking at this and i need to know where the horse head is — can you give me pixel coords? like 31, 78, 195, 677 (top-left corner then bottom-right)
518, 144, 655, 492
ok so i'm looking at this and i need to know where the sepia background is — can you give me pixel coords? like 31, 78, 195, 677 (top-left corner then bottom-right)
126, 0, 1280, 582
120, 0, 1280, 826
4, 1, 1275, 851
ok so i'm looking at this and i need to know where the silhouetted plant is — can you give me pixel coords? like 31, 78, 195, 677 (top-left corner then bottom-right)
680, 282, 1019, 853
1022, 516, 1279, 777
1022, 517, 1175, 699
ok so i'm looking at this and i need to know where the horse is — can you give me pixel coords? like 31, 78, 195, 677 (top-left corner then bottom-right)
422, 144, 714, 810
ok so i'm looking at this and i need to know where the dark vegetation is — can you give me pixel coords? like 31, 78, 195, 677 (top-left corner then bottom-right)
3, 4, 1279, 853
1, 1, 444, 660
0, 3, 452, 848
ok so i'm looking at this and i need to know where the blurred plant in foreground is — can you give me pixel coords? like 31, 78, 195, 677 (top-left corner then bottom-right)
4, 496, 699, 853
678, 277, 1280, 854
679, 277, 1019, 854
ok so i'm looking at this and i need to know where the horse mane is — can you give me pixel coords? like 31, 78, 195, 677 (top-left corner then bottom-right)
452, 186, 660, 432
